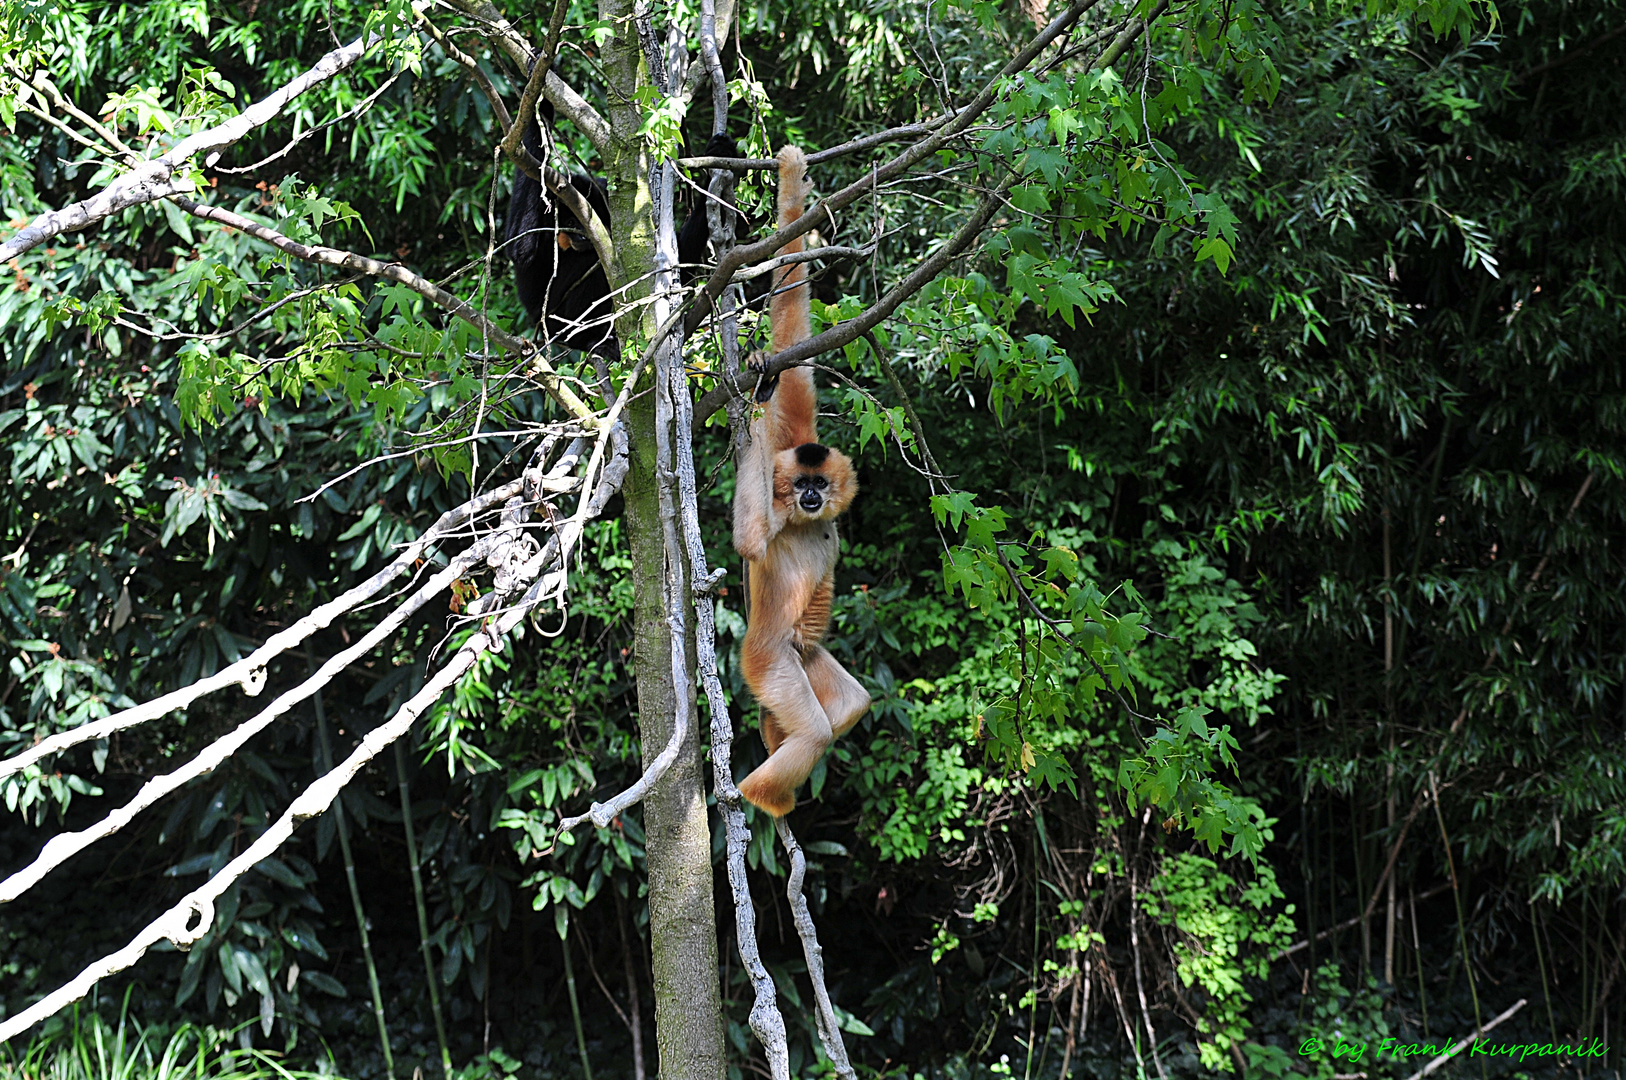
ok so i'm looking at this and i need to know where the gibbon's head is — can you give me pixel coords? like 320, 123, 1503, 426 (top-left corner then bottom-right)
774, 442, 857, 522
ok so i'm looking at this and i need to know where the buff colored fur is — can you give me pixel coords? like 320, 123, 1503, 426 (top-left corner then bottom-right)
732, 146, 869, 818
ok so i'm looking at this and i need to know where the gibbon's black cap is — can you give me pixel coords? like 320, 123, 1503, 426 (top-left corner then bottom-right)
794, 443, 830, 468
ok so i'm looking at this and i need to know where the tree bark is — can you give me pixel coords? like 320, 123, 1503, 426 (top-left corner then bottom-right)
622, 375, 726, 1080
600, 0, 728, 1075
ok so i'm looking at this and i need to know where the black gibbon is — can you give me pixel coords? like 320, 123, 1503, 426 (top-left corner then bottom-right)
502, 104, 740, 352
733, 146, 869, 818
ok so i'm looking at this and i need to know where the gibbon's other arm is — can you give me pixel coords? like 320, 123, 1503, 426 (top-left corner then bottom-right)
731, 370, 779, 564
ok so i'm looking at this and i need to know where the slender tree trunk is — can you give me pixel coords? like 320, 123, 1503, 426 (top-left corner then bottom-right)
599, 2, 727, 1075
311, 672, 394, 1076
616, 891, 649, 1080
396, 741, 453, 1077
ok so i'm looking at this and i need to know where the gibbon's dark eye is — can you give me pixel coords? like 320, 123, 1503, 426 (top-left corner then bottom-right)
812, 476, 828, 489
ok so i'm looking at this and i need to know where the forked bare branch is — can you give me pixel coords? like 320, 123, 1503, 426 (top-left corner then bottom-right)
776, 820, 857, 1080
0, 3, 434, 262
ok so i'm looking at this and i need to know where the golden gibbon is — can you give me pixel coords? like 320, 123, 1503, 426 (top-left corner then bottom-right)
732, 146, 870, 818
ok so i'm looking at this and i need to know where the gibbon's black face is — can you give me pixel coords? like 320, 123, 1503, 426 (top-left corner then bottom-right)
794, 472, 829, 512
793, 443, 831, 511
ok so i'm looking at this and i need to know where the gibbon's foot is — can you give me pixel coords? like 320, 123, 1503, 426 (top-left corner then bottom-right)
748, 353, 780, 403
738, 771, 796, 818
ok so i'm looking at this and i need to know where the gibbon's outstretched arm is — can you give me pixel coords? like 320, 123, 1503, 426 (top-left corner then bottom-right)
732, 145, 814, 563
733, 146, 870, 818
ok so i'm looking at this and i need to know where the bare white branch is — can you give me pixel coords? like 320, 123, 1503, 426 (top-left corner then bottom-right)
775, 819, 857, 1080
0, 4, 432, 263
0, 480, 525, 783
0, 587, 542, 1045
0, 446, 590, 904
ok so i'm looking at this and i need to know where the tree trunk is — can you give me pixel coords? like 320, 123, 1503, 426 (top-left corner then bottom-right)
601, 2, 728, 1076
622, 387, 725, 1080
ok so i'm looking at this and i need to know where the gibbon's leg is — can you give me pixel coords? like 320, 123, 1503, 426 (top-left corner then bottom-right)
801, 645, 870, 738
738, 635, 833, 817
759, 710, 787, 754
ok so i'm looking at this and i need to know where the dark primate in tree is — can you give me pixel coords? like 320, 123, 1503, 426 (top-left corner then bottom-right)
503, 104, 739, 351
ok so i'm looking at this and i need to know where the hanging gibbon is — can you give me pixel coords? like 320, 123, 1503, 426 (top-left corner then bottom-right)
733, 146, 869, 818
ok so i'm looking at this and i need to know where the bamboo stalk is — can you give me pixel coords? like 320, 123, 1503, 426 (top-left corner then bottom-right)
1532, 902, 1557, 1042
615, 892, 647, 1080
1128, 869, 1167, 1080
1430, 772, 1485, 1079
1384, 504, 1397, 987
1411, 889, 1429, 1039
396, 741, 453, 1077
312, 668, 395, 1076
561, 921, 594, 1080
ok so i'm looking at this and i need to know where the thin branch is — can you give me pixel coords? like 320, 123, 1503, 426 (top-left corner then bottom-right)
0, 6, 430, 262
302, 426, 581, 506
418, 11, 512, 130
499, 0, 568, 170
864, 331, 946, 482
682, 0, 1107, 338
995, 542, 1154, 729
775, 820, 856, 1080
1403, 999, 1526, 1080
1517, 26, 1626, 81
677, 111, 965, 171
1272, 882, 1451, 961
214, 72, 407, 176
440, 0, 536, 69
730, 244, 876, 283
169, 196, 593, 421
10, 97, 124, 161
19, 68, 135, 158
691, 185, 1004, 428
0, 480, 524, 782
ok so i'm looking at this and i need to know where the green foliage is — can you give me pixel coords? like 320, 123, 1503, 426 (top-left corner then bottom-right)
4, 0, 1613, 1077
0, 1001, 340, 1080
1147, 854, 1295, 1070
